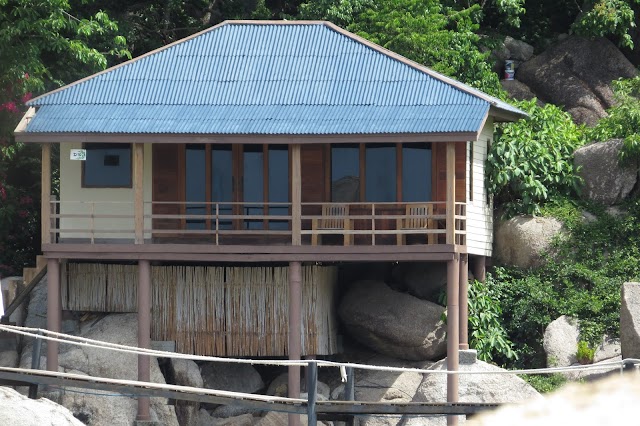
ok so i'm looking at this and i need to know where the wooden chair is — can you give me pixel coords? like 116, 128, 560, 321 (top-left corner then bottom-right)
397, 204, 436, 245
312, 204, 351, 246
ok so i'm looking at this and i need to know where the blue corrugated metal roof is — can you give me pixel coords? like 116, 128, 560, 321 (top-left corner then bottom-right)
24, 21, 523, 135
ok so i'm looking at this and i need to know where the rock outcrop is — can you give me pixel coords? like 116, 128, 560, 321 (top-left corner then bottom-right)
494, 216, 563, 269
405, 350, 541, 425
517, 36, 638, 126
574, 140, 639, 205
19, 314, 179, 426
621, 282, 640, 359
543, 316, 580, 367
0, 386, 84, 426
339, 280, 446, 361
391, 262, 448, 301
468, 373, 640, 426
169, 358, 204, 426
200, 362, 264, 394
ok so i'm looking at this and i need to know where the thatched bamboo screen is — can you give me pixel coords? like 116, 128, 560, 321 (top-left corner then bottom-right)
63, 263, 338, 356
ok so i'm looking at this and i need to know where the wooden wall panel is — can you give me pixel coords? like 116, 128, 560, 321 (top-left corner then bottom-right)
432, 142, 466, 202
152, 144, 182, 232
301, 144, 326, 202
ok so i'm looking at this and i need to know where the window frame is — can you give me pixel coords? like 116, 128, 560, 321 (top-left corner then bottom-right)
81, 143, 133, 189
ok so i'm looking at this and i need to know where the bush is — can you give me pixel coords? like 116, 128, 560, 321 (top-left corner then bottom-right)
486, 100, 585, 216
576, 341, 595, 364
520, 373, 568, 393
587, 77, 640, 163
491, 200, 640, 369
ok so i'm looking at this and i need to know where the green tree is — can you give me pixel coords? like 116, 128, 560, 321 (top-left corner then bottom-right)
486, 101, 585, 216
0, 0, 128, 275
299, 0, 503, 96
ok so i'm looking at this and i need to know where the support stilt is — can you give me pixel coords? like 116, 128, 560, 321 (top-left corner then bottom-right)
46, 259, 60, 372
459, 254, 469, 350
288, 261, 302, 426
137, 260, 151, 422
447, 255, 460, 426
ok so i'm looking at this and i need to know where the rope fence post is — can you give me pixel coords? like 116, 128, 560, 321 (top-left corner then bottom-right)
28, 330, 43, 399
307, 360, 317, 426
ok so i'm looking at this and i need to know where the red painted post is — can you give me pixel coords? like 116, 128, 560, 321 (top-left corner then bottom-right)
137, 260, 151, 421
46, 258, 60, 372
288, 261, 302, 426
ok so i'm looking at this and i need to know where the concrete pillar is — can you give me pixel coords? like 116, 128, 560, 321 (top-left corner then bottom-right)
288, 261, 302, 426
446, 255, 460, 426
46, 258, 60, 372
459, 254, 469, 350
137, 260, 151, 421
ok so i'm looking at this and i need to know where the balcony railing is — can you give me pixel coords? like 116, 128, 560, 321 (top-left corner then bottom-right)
48, 200, 466, 246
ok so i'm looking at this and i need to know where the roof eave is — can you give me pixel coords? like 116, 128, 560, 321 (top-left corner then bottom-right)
14, 131, 479, 145
488, 105, 528, 122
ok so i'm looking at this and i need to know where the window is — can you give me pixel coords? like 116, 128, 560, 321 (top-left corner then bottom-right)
82, 143, 132, 188
330, 143, 432, 203
365, 144, 396, 202
402, 143, 431, 202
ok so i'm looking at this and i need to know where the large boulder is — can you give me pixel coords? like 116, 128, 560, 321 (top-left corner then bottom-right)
621, 282, 640, 359
500, 79, 543, 105
574, 140, 639, 205
0, 386, 84, 426
169, 358, 204, 426
405, 351, 541, 425
391, 262, 447, 301
200, 362, 264, 394
494, 216, 563, 269
504, 36, 534, 62
468, 374, 640, 426
517, 36, 638, 126
20, 314, 179, 426
353, 355, 433, 426
543, 316, 580, 367
338, 280, 446, 361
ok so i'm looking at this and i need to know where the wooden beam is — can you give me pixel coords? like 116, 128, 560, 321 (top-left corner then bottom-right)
459, 254, 469, 350
288, 261, 302, 426
46, 259, 60, 372
137, 260, 151, 421
291, 144, 302, 245
41, 144, 51, 245
134, 143, 144, 244
446, 142, 456, 245
446, 254, 460, 426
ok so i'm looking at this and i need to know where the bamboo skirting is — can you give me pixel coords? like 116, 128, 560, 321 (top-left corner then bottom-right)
62, 263, 338, 356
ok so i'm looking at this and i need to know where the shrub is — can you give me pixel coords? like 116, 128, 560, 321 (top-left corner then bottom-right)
576, 341, 595, 364
486, 100, 585, 216
521, 373, 568, 393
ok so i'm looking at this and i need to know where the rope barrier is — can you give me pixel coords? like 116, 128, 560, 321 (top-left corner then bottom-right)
1, 323, 638, 376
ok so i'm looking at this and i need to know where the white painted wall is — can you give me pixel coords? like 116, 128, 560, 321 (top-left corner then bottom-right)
59, 143, 152, 241
465, 118, 494, 257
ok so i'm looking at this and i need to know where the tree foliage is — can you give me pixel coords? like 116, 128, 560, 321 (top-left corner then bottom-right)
486, 100, 585, 216
0, 1, 128, 275
587, 77, 640, 162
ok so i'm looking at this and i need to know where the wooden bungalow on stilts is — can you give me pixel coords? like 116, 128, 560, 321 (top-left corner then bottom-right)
14, 20, 525, 426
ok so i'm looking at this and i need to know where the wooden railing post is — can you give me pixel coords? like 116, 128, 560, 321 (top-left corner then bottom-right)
292, 144, 302, 246
134, 143, 144, 244
41, 144, 51, 245
446, 142, 456, 245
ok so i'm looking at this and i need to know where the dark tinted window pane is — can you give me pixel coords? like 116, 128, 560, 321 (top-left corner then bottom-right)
212, 145, 233, 230
402, 143, 432, 201
268, 146, 289, 230
243, 145, 264, 229
331, 144, 359, 202
185, 144, 206, 230
83, 144, 131, 187
365, 144, 396, 202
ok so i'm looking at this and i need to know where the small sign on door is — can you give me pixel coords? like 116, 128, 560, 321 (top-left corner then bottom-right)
70, 149, 87, 160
